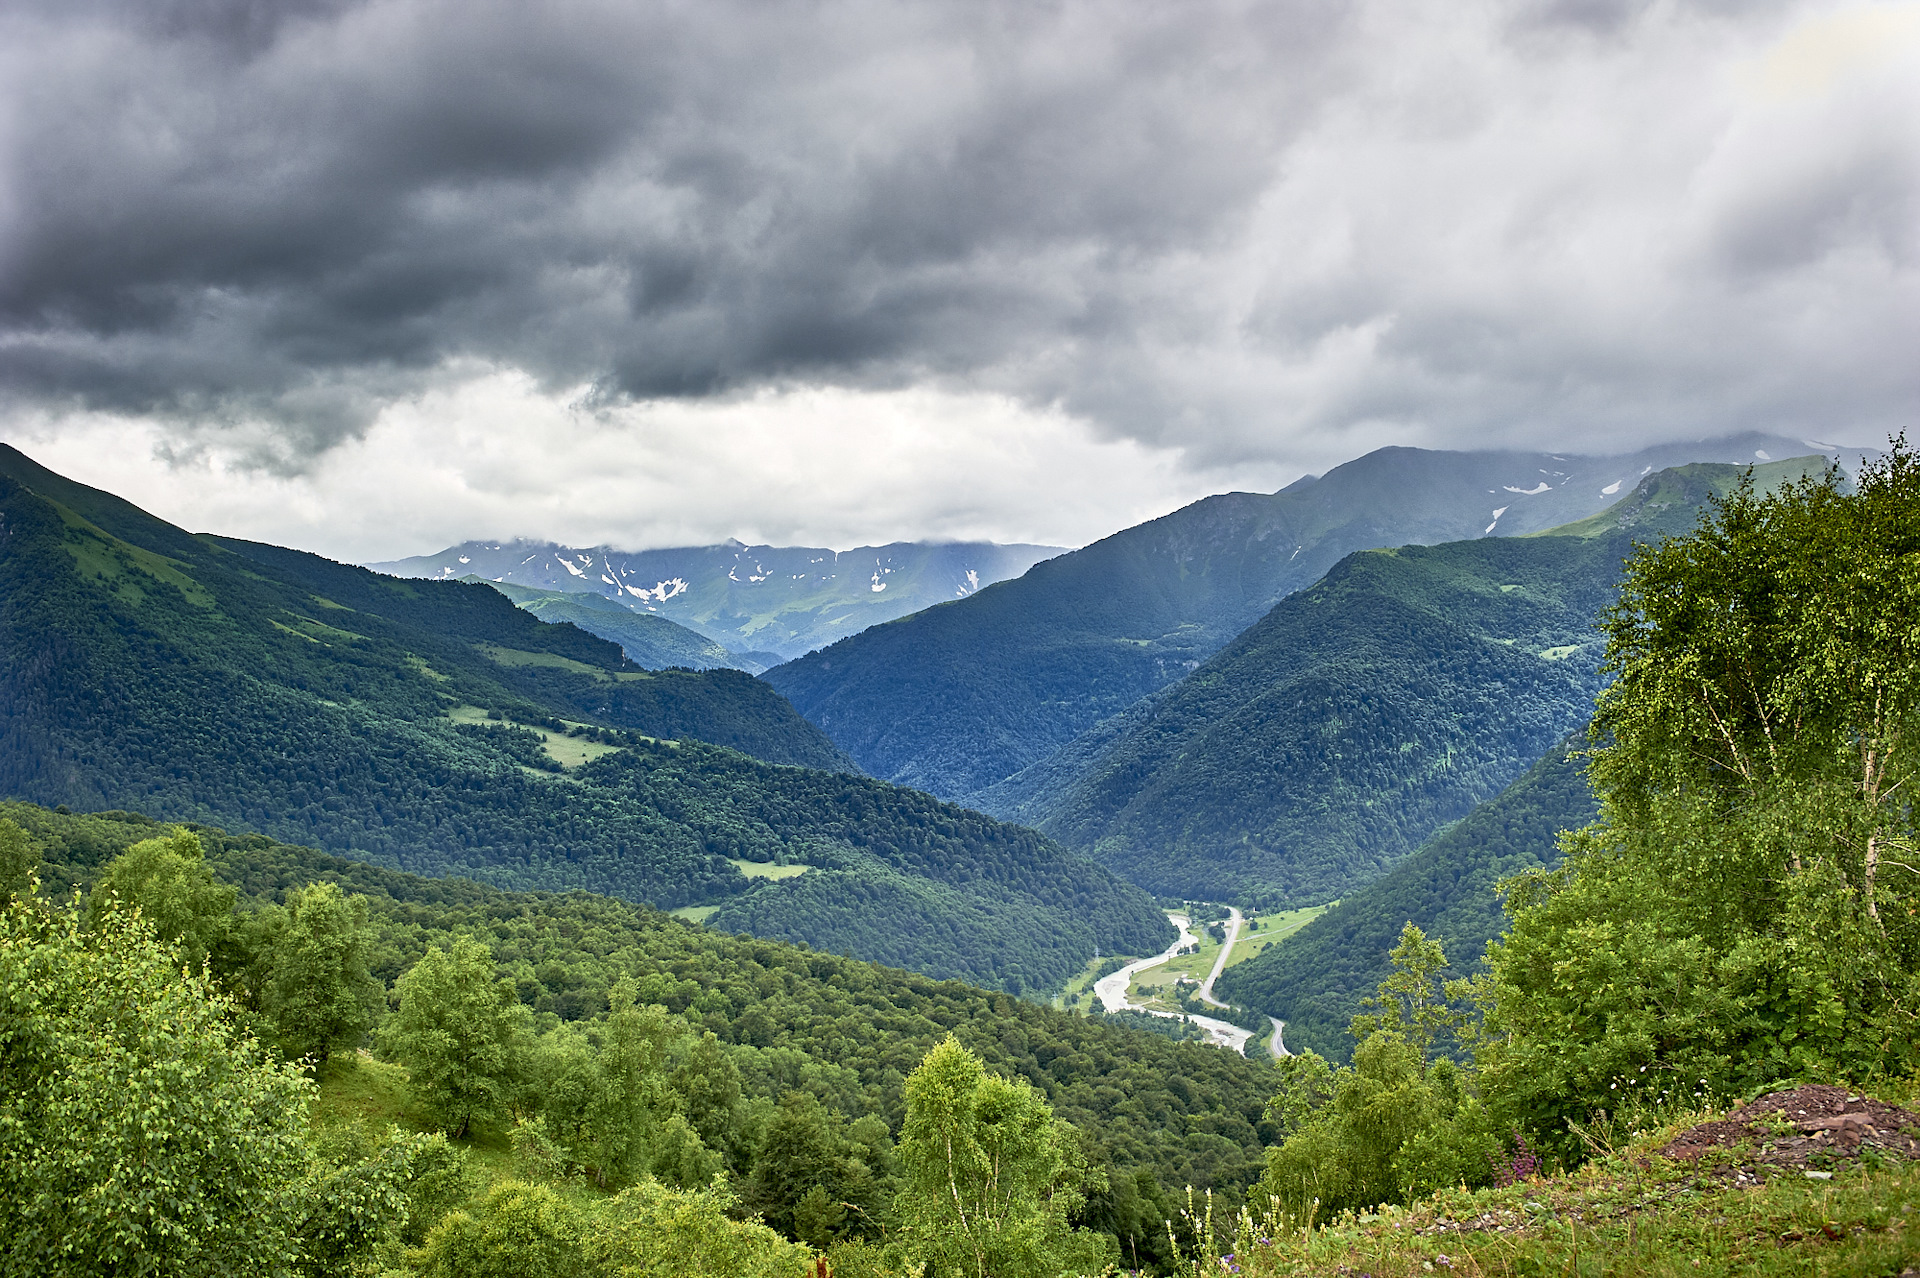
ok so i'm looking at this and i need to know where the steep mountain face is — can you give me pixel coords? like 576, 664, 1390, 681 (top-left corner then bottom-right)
764, 435, 1871, 802
478, 579, 744, 671
1024, 457, 1832, 907
370, 538, 1064, 662
0, 445, 1168, 990
1213, 739, 1597, 1063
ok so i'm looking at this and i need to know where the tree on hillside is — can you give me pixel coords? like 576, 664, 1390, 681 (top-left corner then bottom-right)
894, 1035, 1115, 1278
0, 818, 38, 900
0, 892, 313, 1276
83, 829, 238, 973
264, 880, 381, 1068
1479, 443, 1920, 1148
1258, 928, 1496, 1219
379, 937, 528, 1138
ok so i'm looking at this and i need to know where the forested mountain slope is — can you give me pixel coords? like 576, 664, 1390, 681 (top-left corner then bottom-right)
481, 579, 745, 670
0, 445, 1169, 990
1034, 458, 1832, 906
373, 537, 1063, 662
764, 435, 1864, 801
1215, 739, 1597, 1061
9, 800, 1271, 1264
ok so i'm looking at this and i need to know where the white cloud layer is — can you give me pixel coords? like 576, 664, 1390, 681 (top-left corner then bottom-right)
10, 376, 1239, 561
1, 0, 1914, 557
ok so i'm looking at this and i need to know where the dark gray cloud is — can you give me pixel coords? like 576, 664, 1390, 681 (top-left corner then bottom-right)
0, 0, 1914, 480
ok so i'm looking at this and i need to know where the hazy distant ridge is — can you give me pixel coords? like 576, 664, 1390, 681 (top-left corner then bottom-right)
370, 538, 1064, 662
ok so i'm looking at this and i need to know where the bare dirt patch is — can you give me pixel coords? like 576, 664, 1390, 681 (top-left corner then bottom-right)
1661, 1084, 1920, 1171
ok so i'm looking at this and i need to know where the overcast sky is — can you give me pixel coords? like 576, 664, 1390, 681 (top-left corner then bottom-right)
2, 0, 1915, 561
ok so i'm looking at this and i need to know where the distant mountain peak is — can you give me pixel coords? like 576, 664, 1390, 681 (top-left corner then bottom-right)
367, 537, 1065, 662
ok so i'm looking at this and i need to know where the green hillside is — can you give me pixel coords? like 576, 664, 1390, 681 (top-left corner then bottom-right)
765, 435, 1861, 802
7, 800, 1272, 1265
1214, 738, 1597, 1062
478, 579, 745, 671
0, 445, 1168, 990
1027, 459, 1830, 907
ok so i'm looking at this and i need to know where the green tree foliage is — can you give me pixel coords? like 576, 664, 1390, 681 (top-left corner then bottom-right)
12, 800, 1279, 1268
295, 1121, 459, 1277
411, 1174, 818, 1278
0, 450, 1172, 992
590, 1177, 816, 1278
0, 817, 38, 899
1216, 738, 1595, 1062
412, 1180, 589, 1278
1479, 447, 1920, 1151
379, 937, 529, 1138
529, 983, 722, 1189
265, 879, 381, 1066
0, 892, 313, 1276
895, 1036, 1117, 1278
1257, 927, 1496, 1220
83, 829, 238, 973
745, 1091, 893, 1244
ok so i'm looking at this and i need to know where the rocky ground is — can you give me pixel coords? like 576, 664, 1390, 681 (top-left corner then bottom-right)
1661, 1083, 1920, 1173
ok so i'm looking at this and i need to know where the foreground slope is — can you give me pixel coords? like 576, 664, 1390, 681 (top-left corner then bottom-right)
373, 537, 1064, 662
11, 800, 1274, 1258
1216, 739, 1596, 1061
765, 435, 1865, 801
0, 445, 1168, 989
1036, 458, 1830, 906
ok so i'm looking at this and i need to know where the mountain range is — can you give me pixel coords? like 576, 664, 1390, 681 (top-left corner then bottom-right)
1017, 457, 1833, 906
763, 434, 1872, 807
370, 538, 1064, 663
0, 444, 1168, 992
477, 579, 743, 671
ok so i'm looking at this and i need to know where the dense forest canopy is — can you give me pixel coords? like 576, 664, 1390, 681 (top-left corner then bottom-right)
0, 446, 1169, 991
5, 447, 1920, 1275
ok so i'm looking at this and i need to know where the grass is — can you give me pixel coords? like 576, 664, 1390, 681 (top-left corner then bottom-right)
1226, 903, 1333, 969
1128, 912, 1224, 1012
53, 500, 217, 610
310, 1051, 425, 1134
1178, 1111, 1920, 1278
312, 1052, 515, 1182
473, 642, 620, 681
670, 904, 721, 923
443, 703, 626, 769
726, 858, 811, 880
1050, 951, 1132, 1011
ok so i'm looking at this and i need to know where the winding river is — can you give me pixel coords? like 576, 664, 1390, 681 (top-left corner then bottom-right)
1092, 909, 1285, 1055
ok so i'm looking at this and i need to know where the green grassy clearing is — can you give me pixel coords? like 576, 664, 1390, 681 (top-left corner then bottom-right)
1128, 913, 1224, 1011
1227, 903, 1334, 969
443, 703, 626, 769
473, 642, 643, 682
53, 501, 216, 609
311, 1054, 527, 1189
726, 858, 811, 880
670, 904, 722, 923
1050, 951, 1133, 1011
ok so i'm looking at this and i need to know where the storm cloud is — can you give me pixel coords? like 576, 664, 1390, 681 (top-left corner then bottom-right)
1, 0, 1915, 553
